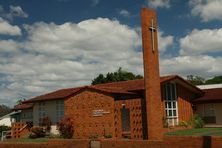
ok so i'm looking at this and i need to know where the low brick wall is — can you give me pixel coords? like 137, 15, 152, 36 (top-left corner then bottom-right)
0, 136, 221, 148
163, 136, 222, 148
100, 136, 222, 148
47, 139, 90, 148
100, 139, 162, 148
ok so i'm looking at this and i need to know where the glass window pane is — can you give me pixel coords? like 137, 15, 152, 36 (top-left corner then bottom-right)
168, 102, 172, 108
173, 110, 177, 116
169, 110, 172, 116
173, 102, 176, 108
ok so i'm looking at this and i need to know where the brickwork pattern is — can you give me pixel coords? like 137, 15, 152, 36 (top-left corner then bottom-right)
177, 84, 193, 122
64, 89, 115, 139
114, 98, 143, 139
11, 122, 30, 139
141, 8, 164, 140
1, 136, 222, 148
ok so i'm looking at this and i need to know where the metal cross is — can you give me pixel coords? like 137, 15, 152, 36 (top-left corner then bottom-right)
149, 19, 156, 52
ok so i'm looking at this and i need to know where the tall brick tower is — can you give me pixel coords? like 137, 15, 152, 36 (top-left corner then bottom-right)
141, 8, 163, 140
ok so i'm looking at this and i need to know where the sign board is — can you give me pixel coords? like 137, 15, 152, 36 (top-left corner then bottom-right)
92, 109, 110, 117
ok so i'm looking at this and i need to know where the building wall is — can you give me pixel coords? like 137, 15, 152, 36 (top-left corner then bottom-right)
196, 103, 222, 125
177, 84, 194, 122
20, 109, 33, 122
114, 98, 143, 139
65, 89, 115, 139
0, 116, 11, 126
33, 100, 62, 125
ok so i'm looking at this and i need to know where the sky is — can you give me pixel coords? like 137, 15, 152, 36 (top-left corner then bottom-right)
0, 0, 222, 106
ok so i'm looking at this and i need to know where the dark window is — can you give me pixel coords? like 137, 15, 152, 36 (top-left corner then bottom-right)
121, 108, 130, 132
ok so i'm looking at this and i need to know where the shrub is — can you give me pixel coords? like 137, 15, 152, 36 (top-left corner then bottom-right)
0, 125, 11, 133
104, 134, 112, 138
89, 134, 99, 140
57, 117, 74, 139
41, 116, 52, 132
29, 126, 46, 139
179, 121, 189, 128
162, 116, 169, 128
189, 114, 204, 128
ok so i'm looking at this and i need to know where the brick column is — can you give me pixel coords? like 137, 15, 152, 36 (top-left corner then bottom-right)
141, 8, 163, 140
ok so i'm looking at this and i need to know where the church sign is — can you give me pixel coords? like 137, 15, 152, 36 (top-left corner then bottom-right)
92, 109, 110, 117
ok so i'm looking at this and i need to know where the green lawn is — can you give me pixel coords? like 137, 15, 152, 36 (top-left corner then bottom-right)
5, 137, 49, 143
165, 128, 222, 136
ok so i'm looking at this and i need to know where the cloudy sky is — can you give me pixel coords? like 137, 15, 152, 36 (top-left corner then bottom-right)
0, 0, 222, 106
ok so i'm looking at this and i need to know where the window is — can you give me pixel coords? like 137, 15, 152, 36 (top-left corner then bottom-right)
121, 108, 130, 132
164, 83, 178, 126
39, 102, 46, 124
56, 100, 64, 122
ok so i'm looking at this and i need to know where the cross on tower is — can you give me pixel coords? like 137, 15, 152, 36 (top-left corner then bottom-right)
149, 19, 156, 52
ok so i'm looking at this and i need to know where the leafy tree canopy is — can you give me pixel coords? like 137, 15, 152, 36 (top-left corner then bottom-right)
0, 105, 11, 117
205, 76, 222, 85
187, 75, 222, 85
187, 75, 205, 85
92, 67, 143, 85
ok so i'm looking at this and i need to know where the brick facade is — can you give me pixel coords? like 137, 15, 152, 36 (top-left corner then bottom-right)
64, 89, 115, 139
114, 98, 143, 139
177, 84, 194, 122
11, 122, 30, 139
141, 8, 163, 140
63, 83, 196, 140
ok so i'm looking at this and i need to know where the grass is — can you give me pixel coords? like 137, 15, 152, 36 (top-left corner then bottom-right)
165, 128, 222, 136
5, 137, 49, 143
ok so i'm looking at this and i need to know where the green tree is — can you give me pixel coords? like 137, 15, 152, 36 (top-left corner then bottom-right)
205, 76, 222, 84
92, 67, 143, 85
187, 75, 205, 85
0, 105, 11, 117
16, 98, 26, 105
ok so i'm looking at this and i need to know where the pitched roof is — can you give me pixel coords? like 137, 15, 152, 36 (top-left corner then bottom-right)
22, 75, 201, 104
193, 87, 222, 103
13, 103, 34, 110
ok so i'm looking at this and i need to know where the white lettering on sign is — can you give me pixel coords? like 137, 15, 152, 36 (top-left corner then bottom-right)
92, 109, 110, 117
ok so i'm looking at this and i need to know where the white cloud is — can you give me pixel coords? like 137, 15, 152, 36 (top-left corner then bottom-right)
0, 5, 28, 21
180, 28, 222, 55
0, 18, 142, 106
158, 31, 173, 52
0, 16, 221, 107
0, 17, 21, 35
148, 0, 170, 9
0, 39, 20, 52
119, 9, 131, 17
8, 5, 28, 19
189, 0, 222, 22
160, 55, 222, 78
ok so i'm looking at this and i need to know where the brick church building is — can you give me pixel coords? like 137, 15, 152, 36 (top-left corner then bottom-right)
12, 8, 203, 140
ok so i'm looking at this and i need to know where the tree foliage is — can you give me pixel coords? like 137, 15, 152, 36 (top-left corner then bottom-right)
187, 75, 205, 85
0, 105, 11, 117
187, 75, 222, 85
205, 76, 222, 85
92, 67, 143, 85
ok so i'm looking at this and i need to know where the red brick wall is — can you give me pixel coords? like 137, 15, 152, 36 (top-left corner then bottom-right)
64, 89, 115, 139
141, 8, 163, 140
114, 98, 143, 139
177, 84, 193, 122
1, 137, 222, 148
11, 122, 30, 139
